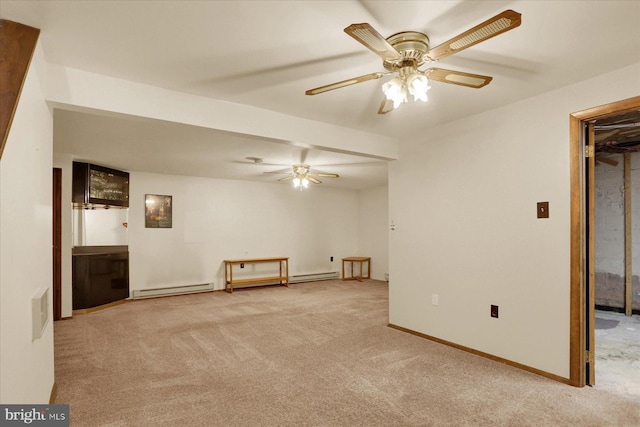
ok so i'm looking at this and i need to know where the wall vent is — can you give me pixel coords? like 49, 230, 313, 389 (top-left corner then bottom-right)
289, 271, 339, 284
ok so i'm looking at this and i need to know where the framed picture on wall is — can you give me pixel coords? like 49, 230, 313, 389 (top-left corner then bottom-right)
145, 194, 172, 228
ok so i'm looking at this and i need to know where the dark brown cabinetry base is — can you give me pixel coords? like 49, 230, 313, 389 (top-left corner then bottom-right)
72, 246, 129, 310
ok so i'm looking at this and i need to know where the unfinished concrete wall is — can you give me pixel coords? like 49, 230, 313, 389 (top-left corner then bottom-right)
594, 152, 640, 310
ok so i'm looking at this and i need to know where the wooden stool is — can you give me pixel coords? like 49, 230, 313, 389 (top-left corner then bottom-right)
341, 257, 371, 282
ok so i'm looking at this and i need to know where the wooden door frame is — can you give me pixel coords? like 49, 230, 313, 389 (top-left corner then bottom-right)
586, 122, 596, 385
569, 95, 640, 386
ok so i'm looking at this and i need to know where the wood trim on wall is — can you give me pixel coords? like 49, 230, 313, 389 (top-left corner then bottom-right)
0, 20, 40, 159
388, 324, 572, 385
569, 95, 640, 387
624, 154, 633, 316
569, 112, 585, 386
49, 382, 57, 404
586, 122, 596, 386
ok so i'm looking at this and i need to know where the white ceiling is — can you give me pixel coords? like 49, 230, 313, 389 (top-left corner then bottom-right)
3, 1, 640, 189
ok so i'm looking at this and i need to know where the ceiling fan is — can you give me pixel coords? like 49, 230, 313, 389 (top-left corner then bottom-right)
271, 164, 339, 190
305, 9, 522, 114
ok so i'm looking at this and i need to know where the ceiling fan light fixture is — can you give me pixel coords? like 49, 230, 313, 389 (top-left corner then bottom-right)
293, 177, 309, 190
383, 73, 430, 108
382, 77, 407, 108
407, 74, 431, 102
291, 165, 312, 190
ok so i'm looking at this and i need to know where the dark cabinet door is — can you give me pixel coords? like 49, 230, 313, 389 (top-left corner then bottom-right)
72, 255, 91, 309
72, 253, 130, 309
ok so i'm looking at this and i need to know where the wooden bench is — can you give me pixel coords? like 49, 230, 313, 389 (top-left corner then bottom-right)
224, 257, 289, 293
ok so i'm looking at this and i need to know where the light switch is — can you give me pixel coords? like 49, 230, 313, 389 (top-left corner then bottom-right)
537, 202, 549, 219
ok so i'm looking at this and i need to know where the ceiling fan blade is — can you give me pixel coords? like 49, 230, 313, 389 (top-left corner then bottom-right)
263, 168, 293, 174
310, 173, 340, 178
307, 176, 322, 184
595, 129, 620, 142
344, 23, 403, 62
425, 68, 492, 88
300, 148, 310, 164
234, 159, 287, 166
595, 157, 619, 167
378, 97, 394, 114
427, 10, 522, 61
277, 175, 295, 182
305, 72, 387, 95
314, 161, 388, 167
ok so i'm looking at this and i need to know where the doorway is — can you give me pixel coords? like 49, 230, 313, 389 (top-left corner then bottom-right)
569, 96, 640, 393
592, 111, 640, 401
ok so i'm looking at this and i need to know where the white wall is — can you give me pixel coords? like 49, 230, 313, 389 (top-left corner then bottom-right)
72, 209, 129, 247
0, 44, 55, 403
389, 62, 640, 379
358, 185, 389, 281
128, 172, 360, 290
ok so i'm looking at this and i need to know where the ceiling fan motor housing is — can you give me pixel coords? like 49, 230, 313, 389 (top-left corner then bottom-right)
293, 164, 310, 176
383, 31, 431, 70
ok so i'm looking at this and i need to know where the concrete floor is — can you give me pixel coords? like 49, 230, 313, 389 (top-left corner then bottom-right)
594, 310, 640, 402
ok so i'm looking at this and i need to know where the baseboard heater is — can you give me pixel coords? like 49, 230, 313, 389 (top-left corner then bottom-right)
289, 271, 339, 284
132, 283, 215, 299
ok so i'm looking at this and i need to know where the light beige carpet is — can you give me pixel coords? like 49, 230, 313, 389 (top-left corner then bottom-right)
54, 280, 640, 426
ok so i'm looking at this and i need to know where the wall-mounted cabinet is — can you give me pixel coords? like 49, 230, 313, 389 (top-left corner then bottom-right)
73, 162, 129, 207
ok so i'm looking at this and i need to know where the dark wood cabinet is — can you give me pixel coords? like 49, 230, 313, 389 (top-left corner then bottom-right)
72, 247, 130, 309
73, 162, 130, 207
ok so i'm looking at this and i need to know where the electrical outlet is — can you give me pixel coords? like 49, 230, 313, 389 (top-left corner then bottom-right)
240, 263, 244, 269
491, 305, 499, 318
432, 294, 439, 306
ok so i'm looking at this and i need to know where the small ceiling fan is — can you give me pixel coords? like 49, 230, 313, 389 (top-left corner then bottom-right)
271, 164, 339, 190
306, 10, 521, 114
